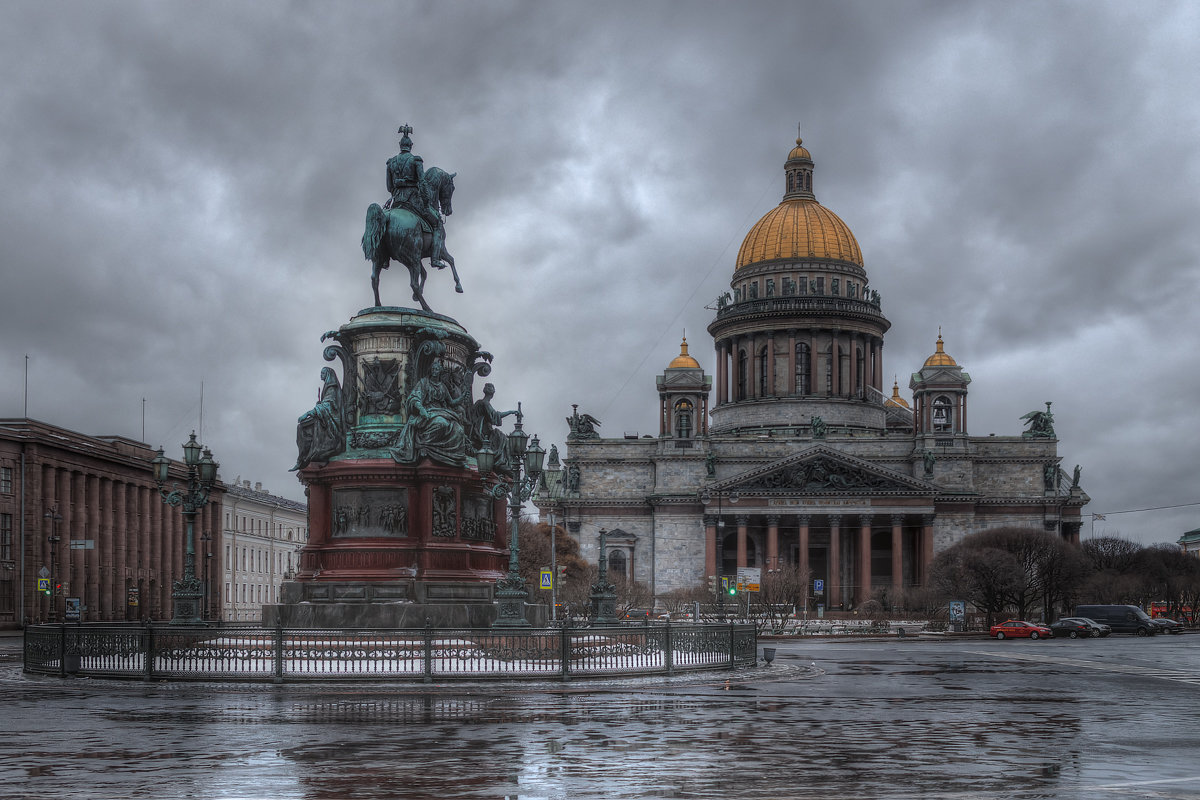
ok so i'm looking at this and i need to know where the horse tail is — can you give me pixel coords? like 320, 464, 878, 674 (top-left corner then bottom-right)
362, 203, 385, 262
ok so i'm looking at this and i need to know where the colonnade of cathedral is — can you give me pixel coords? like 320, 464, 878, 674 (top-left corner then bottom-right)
713, 331, 885, 406
703, 511, 933, 609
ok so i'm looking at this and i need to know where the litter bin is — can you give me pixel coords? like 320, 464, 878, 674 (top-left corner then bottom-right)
762, 647, 777, 665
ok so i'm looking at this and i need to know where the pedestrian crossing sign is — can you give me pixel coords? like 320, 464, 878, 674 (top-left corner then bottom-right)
540, 569, 553, 590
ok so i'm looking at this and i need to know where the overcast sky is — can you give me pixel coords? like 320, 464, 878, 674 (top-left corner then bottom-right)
2, 2, 1197, 545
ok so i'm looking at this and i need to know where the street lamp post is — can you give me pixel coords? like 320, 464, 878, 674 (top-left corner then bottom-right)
152, 432, 219, 625
200, 531, 212, 621
477, 406, 546, 629
700, 489, 739, 619
43, 507, 62, 622
588, 527, 618, 625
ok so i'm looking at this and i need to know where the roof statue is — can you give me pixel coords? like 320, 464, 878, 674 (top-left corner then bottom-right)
362, 124, 461, 310
1021, 401, 1056, 439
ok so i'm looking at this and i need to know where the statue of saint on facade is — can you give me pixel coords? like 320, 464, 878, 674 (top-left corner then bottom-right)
392, 357, 469, 466
362, 124, 462, 311
810, 415, 827, 439
1021, 402, 1056, 439
293, 366, 346, 470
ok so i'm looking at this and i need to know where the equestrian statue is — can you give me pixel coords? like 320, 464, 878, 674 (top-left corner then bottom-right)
362, 124, 461, 311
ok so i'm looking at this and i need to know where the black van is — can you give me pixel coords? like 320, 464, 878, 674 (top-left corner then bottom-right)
1074, 604, 1158, 636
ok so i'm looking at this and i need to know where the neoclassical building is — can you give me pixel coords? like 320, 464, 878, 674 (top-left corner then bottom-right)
540, 135, 1088, 610
222, 479, 308, 622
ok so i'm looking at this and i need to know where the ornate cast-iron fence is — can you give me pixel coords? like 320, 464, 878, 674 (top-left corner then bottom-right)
23, 622, 757, 683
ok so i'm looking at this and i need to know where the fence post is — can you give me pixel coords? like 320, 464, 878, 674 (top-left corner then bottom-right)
423, 620, 433, 684
665, 619, 674, 676
273, 624, 284, 684
560, 618, 571, 682
58, 624, 66, 678
729, 620, 736, 669
143, 621, 155, 681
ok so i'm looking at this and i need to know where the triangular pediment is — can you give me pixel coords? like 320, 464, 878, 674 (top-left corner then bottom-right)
709, 445, 936, 495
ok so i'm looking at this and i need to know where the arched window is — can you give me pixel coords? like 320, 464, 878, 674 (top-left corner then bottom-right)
932, 395, 953, 432
758, 346, 770, 396
608, 550, 627, 580
856, 347, 865, 399
674, 399, 694, 439
795, 343, 811, 395
736, 349, 748, 400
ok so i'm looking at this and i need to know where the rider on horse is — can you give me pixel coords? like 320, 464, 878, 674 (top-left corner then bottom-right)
384, 126, 449, 270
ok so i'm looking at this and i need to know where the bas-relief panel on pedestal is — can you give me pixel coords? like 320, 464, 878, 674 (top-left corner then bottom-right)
332, 488, 409, 538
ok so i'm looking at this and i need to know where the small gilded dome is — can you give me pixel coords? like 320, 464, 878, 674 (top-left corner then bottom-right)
668, 336, 701, 369
884, 378, 910, 409
923, 332, 958, 368
788, 136, 812, 162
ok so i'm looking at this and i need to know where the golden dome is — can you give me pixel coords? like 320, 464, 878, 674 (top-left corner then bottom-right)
668, 336, 701, 369
735, 136, 862, 270
884, 378, 910, 409
736, 199, 862, 269
923, 332, 958, 367
788, 136, 811, 161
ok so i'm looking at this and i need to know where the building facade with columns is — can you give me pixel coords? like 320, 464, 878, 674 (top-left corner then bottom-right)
0, 418, 225, 626
540, 135, 1088, 610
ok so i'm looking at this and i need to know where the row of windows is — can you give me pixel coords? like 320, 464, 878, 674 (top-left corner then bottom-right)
0, 467, 12, 494
224, 544, 295, 576
225, 512, 304, 540
735, 275, 866, 303
786, 170, 812, 194
734, 344, 872, 399
225, 582, 279, 606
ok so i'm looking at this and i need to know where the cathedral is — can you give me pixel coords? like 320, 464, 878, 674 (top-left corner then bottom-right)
539, 134, 1088, 610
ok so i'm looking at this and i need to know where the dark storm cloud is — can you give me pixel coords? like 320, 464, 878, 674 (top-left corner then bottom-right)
1, 1, 1196, 543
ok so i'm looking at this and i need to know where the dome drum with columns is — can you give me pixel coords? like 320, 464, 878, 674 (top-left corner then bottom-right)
541, 130, 1088, 613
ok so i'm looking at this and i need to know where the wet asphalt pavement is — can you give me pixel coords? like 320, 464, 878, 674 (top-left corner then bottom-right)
2, 632, 1199, 800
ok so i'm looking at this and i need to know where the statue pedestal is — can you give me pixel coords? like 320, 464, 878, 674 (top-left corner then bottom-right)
280, 307, 544, 628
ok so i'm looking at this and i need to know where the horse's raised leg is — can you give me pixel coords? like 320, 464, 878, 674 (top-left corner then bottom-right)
440, 238, 463, 294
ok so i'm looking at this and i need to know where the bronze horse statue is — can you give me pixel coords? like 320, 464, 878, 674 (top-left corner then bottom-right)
361, 166, 460, 310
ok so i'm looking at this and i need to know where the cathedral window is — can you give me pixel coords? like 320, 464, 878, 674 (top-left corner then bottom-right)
798, 276, 807, 295
758, 346, 770, 396
856, 348, 865, 399
736, 350, 748, 400
674, 399, 694, 439
795, 343, 811, 395
815, 277, 825, 295
609, 550, 628, 580
933, 396, 953, 432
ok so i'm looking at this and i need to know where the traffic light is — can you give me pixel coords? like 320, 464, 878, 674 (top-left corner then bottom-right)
728, 582, 737, 596
557, 565, 566, 585
708, 575, 717, 595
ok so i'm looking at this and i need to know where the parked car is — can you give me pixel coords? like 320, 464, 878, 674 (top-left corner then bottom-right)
1049, 618, 1093, 639
1050, 617, 1110, 638
991, 620, 1052, 640
1074, 605, 1158, 636
1072, 617, 1112, 637
1151, 618, 1184, 635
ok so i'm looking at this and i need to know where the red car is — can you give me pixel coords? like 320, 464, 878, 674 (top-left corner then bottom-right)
990, 620, 1052, 640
